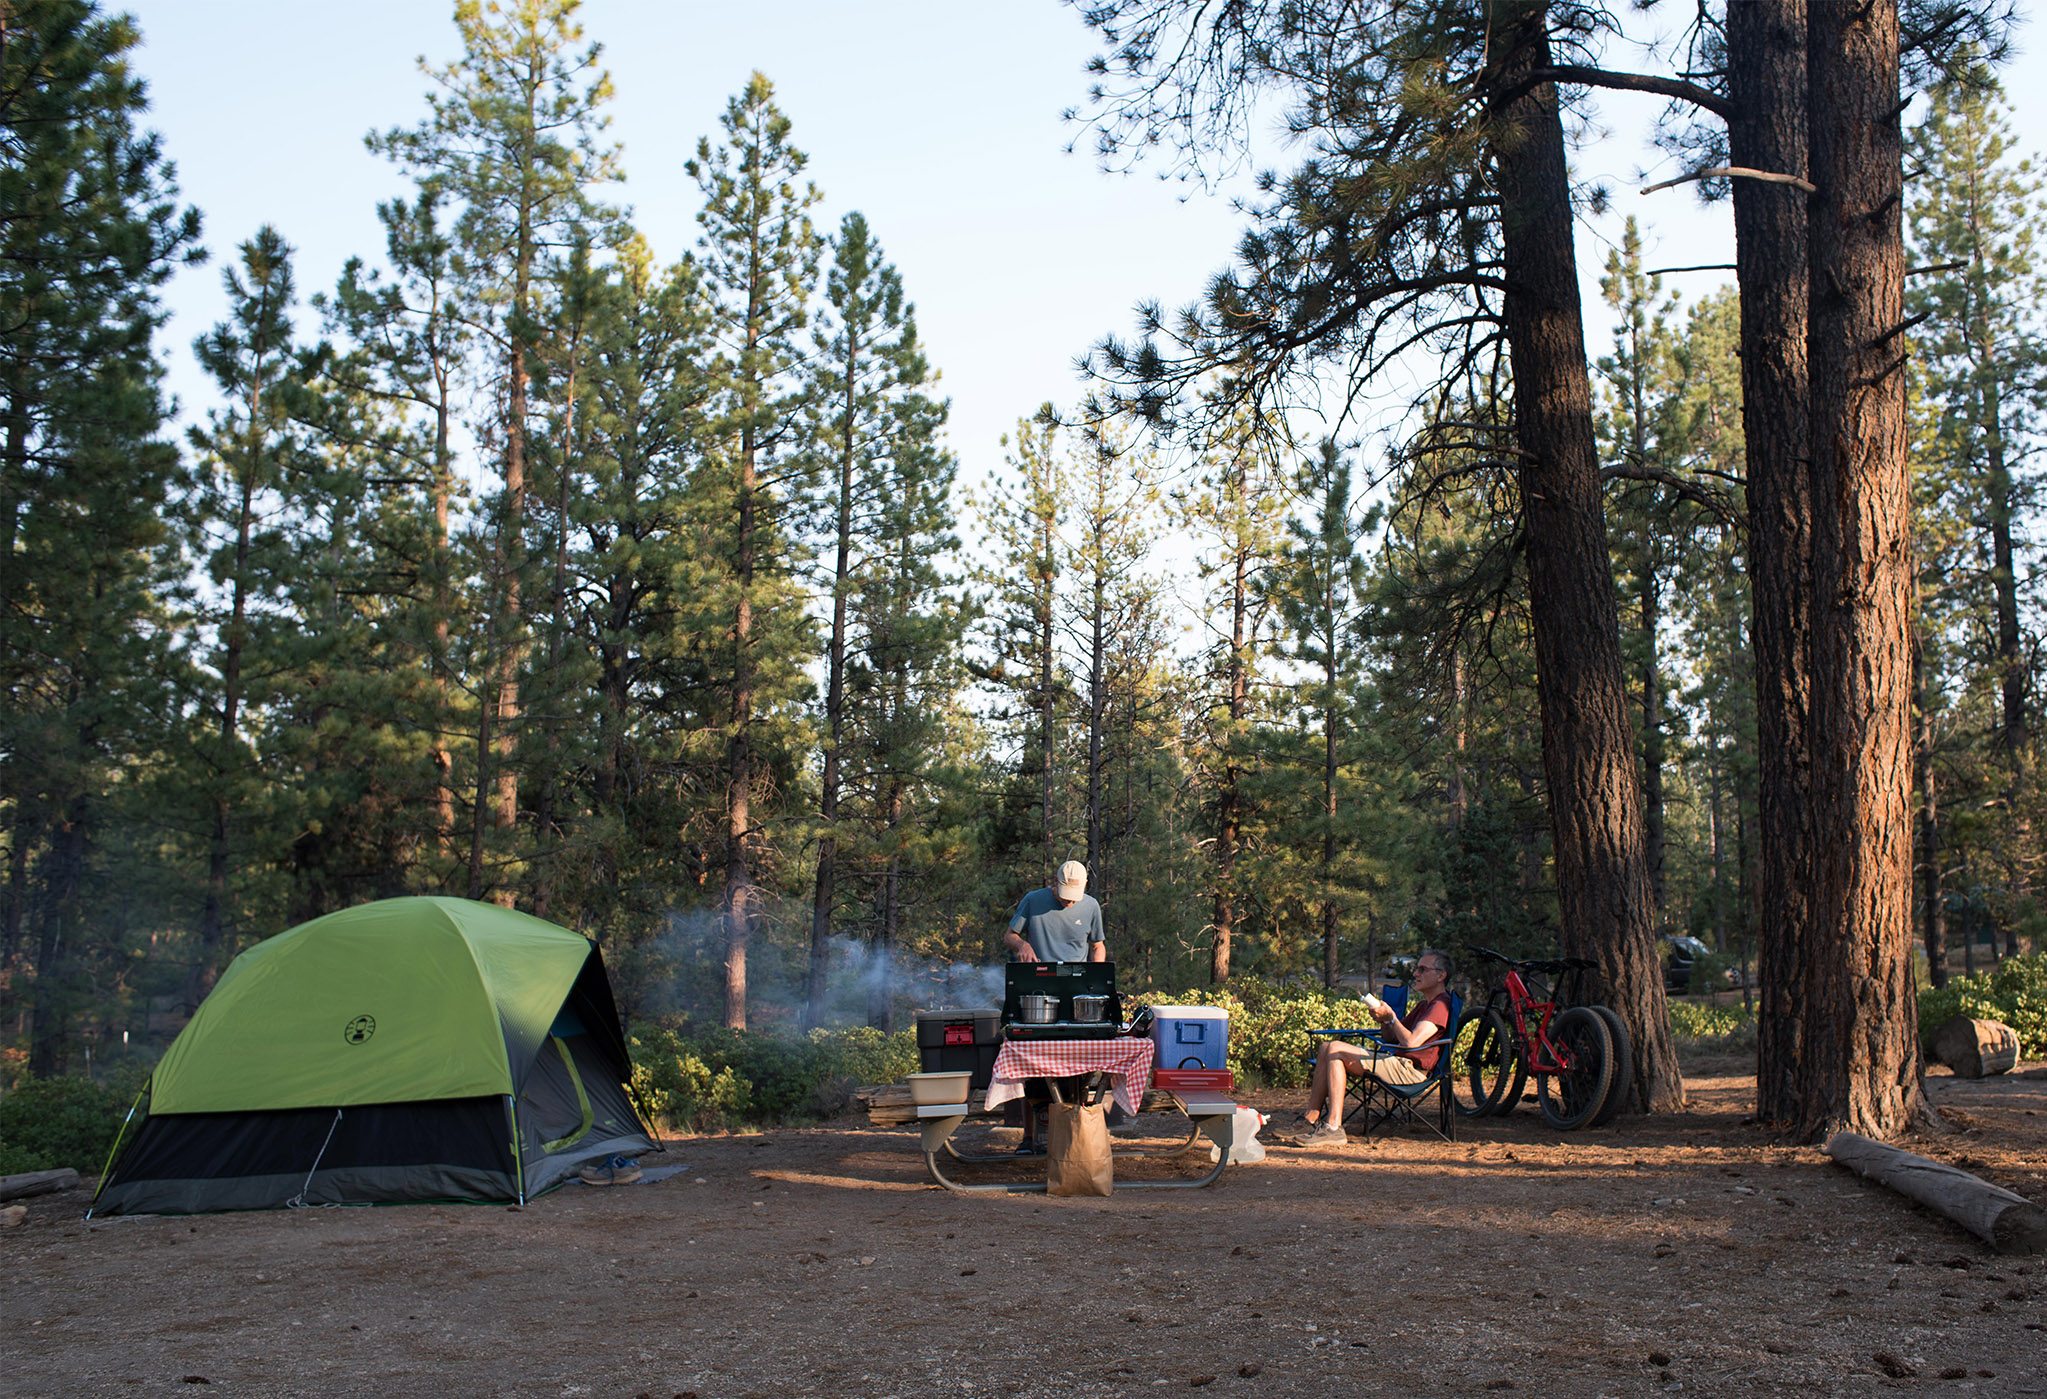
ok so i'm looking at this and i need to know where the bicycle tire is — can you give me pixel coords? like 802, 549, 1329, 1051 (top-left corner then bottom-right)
1460, 1006, 1526, 1118
1537, 1005, 1614, 1131
1587, 1004, 1631, 1127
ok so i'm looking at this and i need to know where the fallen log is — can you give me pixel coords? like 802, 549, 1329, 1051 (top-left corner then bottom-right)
1930, 1017, 2021, 1079
0, 1168, 80, 1202
1825, 1131, 2047, 1255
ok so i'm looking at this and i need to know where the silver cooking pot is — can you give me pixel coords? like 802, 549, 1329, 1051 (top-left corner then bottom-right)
1071, 994, 1111, 1023
1018, 993, 1060, 1024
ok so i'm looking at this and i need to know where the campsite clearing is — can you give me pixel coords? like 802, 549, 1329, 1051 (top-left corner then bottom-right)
7, 1056, 2046, 1398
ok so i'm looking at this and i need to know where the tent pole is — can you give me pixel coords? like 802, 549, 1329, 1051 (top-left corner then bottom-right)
84, 1079, 151, 1219
505, 1094, 526, 1205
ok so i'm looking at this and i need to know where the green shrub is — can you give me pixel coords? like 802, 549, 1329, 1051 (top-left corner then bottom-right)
1135, 981, 1378, 1089
627, 1024, 920, 1132
1666, 1001, 1757, 1055
0, 1073, 138, 1176
1918, 954, 2047, 1057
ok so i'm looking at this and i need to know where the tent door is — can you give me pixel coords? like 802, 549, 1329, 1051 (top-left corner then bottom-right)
540, 1036, 594, 1152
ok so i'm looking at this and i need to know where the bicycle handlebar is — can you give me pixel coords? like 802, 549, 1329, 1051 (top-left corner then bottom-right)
1465, 944, 1601, 976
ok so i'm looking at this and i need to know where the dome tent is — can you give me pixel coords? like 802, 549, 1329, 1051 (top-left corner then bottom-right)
91, 897, 655, 1215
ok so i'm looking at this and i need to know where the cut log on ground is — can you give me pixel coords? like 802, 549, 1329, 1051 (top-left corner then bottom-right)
1930, 1017, 2021, 1079
0, 1168, 80, 1202
1826, 1131, 2047, 1255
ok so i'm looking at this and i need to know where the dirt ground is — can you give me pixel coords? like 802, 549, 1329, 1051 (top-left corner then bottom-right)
6, 1057, 2046, 1399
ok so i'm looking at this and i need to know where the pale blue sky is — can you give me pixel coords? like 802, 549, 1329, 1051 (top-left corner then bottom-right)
125, 1, 2047, 500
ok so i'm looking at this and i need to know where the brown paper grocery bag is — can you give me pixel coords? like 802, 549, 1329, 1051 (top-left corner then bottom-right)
1046, 1101, 1113, 1197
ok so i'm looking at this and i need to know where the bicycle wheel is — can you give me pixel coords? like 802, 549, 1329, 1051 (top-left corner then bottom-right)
1459, 1006, 1526, 1118
1587, 1004, 1632, 1127
1537, 1005, 1614, 1131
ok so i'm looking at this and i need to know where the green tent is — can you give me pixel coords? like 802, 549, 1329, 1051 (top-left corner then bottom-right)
92, 897, 655, 1215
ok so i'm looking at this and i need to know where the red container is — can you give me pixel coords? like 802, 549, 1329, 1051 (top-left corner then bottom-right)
1153, 1067, 1234, 1093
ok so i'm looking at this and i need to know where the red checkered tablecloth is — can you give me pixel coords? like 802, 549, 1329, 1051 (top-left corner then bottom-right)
984, 1037, 1156, 1116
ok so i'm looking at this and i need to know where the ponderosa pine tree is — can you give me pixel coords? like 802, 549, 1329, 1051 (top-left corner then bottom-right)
1269, 441, 1372, 987
1906, 66, 2043, 957
573, 234, 714, 940
373, 0, 620, 906
1800, 0, 1929, 1140
977, 410, 1070, 877
1069, 0, 1683, 1102
687, 73, 821, 1030
801, 211, 937, 1028
0, 0, 197, 1072
1065, 426, 1154, 880
181, 227, 318, 1006
1182, 415, 1286, 984
320, 189, 472, 875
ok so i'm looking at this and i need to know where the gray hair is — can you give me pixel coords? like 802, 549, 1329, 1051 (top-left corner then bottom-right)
1420, 948, 1455, 979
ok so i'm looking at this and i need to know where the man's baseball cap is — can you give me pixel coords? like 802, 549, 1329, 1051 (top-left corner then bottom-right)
1056, 860, 1087, 899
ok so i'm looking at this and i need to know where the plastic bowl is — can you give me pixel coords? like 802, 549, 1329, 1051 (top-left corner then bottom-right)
907, 1071, 973, 1106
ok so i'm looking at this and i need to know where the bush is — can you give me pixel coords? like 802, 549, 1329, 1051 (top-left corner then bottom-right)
627, 1024, 920, 1133
0, 1073, 139, 1176
1134, 981, 1376, 1089
1667, 1001, 1757, 1055
1918, 954, 2047, 1057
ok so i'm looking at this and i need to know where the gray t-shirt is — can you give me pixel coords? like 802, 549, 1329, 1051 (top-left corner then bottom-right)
1009, 888, 1105, 962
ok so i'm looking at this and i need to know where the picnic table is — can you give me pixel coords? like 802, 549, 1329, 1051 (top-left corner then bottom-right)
872, 1038, 1243, 1194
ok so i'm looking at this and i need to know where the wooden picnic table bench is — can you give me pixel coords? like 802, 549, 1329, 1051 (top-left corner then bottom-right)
857, 1082, 1244, 1194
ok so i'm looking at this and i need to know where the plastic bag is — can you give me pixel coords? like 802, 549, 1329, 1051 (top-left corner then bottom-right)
1208, 1106, 1268, 1164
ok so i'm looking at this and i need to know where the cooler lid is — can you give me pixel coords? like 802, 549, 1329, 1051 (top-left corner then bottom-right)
1150, 1004, 1229, 1020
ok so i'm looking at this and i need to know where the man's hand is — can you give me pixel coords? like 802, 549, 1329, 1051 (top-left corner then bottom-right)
1004, 932, 1037, 962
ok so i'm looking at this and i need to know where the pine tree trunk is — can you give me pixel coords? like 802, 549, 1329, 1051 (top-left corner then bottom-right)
1914, 625, 1947, 988
1210, 520, 1248, 985
1641, 562, 1667, 913
808, 378, 857, 1031
1322, 643, 1339, 989
1727, 0, 1815, 1126
1490, 6, 1680, 1112
431, 377, 456, 865
724, 419, 758, 1031
1039, 502, 1057, 863
27, 788, 86, 1077
1087, 528, 1106, 873
491, 332, 528, 911
1801, 0, 1928, 1139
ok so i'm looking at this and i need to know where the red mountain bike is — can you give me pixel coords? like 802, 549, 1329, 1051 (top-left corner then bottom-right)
1458, 945, 1630, 1131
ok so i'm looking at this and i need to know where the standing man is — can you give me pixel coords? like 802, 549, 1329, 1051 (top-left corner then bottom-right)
1004, 860, 1105, 963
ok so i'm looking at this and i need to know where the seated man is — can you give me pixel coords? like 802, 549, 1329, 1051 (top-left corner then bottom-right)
1291, 948, 1456, 1146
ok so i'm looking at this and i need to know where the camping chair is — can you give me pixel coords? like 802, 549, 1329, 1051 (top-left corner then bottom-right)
1305, 988, 1465, 1143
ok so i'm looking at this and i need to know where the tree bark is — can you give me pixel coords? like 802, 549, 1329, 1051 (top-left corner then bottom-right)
1800, 0, 1929, 1140
807, 325, 860, 1031
1210, 499, 1248, 985
1726, 0, 1816, 1127
1914, 622, 1947, 988
1489, 5, 1681, 1112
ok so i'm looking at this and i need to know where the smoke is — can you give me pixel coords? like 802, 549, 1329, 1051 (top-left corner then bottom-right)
623, 907, 1005, 1032
824, 934, 1006, 1013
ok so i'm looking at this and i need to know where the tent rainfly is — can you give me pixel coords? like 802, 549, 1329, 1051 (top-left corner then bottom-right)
91, 897, 655, 1215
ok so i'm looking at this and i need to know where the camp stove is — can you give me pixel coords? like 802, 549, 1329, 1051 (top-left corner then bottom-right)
1002, 961, 1125, 1041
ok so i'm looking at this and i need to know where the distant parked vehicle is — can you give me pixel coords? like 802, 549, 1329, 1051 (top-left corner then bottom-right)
1664, 935, 1713, 994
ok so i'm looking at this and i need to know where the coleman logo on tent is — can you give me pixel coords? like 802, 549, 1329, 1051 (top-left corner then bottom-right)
343, 1015, 376, 1045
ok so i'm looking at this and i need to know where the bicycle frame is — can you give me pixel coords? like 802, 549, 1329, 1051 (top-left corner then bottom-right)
1493, 969, 1578, 1077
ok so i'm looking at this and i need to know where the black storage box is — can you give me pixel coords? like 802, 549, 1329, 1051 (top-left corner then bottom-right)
915, 1007, 1002, 1088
